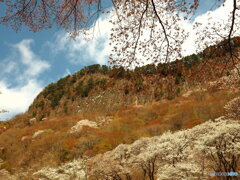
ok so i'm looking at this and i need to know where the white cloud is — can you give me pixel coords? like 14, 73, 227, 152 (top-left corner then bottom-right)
4, 61, 16, 73
14, 39, 50, 78
182, 0, 240, 56
63, 68, 71, 77
0, 39, 50, 120
52, 15, 113, 65
0, 80, 43, 120
1, 0, 234, 121
52, 0, 237, 67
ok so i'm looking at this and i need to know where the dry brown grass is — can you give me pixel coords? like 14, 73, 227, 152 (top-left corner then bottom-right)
0, 87, 239, 173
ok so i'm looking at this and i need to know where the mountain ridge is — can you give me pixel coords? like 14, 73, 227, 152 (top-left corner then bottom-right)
0, 37, 239, 179
27, 36, 240, 122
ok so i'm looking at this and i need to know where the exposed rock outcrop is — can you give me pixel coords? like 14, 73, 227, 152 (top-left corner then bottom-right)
69, 119, 98, 133
32, 130, 45, 139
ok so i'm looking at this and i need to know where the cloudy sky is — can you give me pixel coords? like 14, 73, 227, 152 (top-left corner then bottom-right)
0, 0, 232, 120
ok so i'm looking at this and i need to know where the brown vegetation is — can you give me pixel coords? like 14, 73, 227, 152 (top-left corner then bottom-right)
0, 40, 239, 177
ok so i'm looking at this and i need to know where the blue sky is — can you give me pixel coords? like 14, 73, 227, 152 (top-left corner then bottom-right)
0, 0, 226, 120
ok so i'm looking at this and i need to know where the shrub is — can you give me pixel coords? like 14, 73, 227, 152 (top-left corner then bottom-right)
42, 83, 57, 97
134, 66, 143, 74
64, 106, 68, 114
35, 100, 44, 109
176, 87, 181, 96
101, 65, 109, 74
32, 111, 36, 117
57, 77, 67, 87
38, 114, 46, 121
51, 90, 64, 108
78, 69, 86, 76
124, 70, 133, 79
87, 78, 94, 90
86, 64, 101, 74
167, 94, 175, 100
175, 72, 183, 85
59, 149, 71, 162
224, 97, 240, 120
134, 76, 144, 92
76, 78, 94, 98
110, 66, 126, 79
76, 81, 84, 96
124, 85, 130, 95
161, 65, 169, 76
173, 122, 183, 130
70, 75, 77, 84
95, 78, 107, 88
183, 53, 200, 69
144, 64, 156, 75
154, 90, 164, 101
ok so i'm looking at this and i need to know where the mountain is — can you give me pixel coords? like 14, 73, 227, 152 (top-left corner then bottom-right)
0, 38, 240, 179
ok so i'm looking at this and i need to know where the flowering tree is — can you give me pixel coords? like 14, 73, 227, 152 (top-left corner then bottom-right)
224, 97, 240, 120
196, 118, 240, 175
1, 0, 239, 67
87, 117, 240, 180
0, 0, 100, 37
109, 0, 240, 68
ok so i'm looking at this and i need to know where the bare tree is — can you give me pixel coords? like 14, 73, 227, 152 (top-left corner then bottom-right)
224, 97, 240, 120
140, 155, 157, 180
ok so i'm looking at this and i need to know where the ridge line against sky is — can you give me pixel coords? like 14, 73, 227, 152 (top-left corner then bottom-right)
0, 0, 231, 120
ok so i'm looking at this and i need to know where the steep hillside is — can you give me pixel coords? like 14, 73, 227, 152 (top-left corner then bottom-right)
25, 37, 240, 122
0, 38, 239, 179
